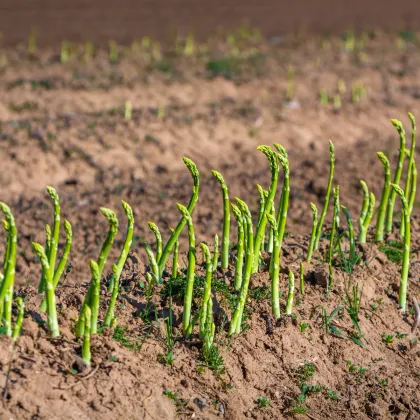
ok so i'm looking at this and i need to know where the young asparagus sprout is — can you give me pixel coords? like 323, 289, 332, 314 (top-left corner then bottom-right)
82, 305, 92, 366
12, 297, 24, 341
177, 203, 197, 337
89, 260, 101, 334
171, 228, 179, 280
104, 201, 134, 327
256, 184, 267, 252
299, 263, 305, 296
307, 203, 318, 261
386, 120, 406, 233
266, 214, 281, 319
314, 140, 335, 249
38, 224, 51, 294
97, 208, 119, 272
203, 296, 215, 354
408, 161, 417, 217
327, 187, 340, 291
253, 146, 279, 273
158, 157, 199, 275
390, 183, 411, 311
212, 170, 231, 269
124, 100, 132, 121
285, 269, 295, 315
144, 243, 160, 284
40, 220, 72, 312
375, 152, 391, 242
148, 222, 163, 262
0, 203, 17, 337
31, 243, 60, 337
212, 234, 219, 272
199, 243, 213, 339
401, 113, 416, 237
230, 198, 254, 335
231, 203, 245, 290
341, 206, 356, 262
358, 181, 376, 243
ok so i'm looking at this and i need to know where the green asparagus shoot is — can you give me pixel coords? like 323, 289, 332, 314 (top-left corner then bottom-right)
148, 222, 162, 262
314, 140, 335, 249
299, 263, 305, 296
104, 201, 134, 326
376, 152, 391, 242
327, 187, 340, 291
212, 170, 230, 269
212, 234, 219, 272
285, 269, 295, 315
177, 204, 196, 337
390, 183, 411, 312
231, 203, 245, 290
124, 100, 132, 121
144, 243, 160, 284
199, 243, 213, 339
230, 198, 254, 335
82, 305, 92, 366
31, 242, 59, 337
341, 206, 356, 263
256, 184, 266, 252
89, 260, 101, 334
12, 297, 24, 341
307, 203, 318, 261
158, 157, 199, 275
385, 120, 406, 233
267, 214, 281, 319
358, 181, 375, 243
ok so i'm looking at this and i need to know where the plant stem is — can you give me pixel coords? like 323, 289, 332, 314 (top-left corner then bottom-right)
307, 203, 318, 261
285, 269, 295, 315
199, 243, 213, 339
46, 187, 61, 282
171, 230, 179, 280
341, 206, 355, 262
104, 201, 134, 327
31, 242, 59, 337
212, 234, 219, 272
231, 204, 245, 290
299, 263, 305, 296
327, 187, 340, 291
158, 158, 199, 275
212, 170, 231, 269
229, 199, 254, 335
38, 224, 51, 294
12, 297, 24, 341
267, 214, 280, 319
177, 204, 196, 337
144, 243, 160, 284
359, 192, 375, 243
148, 222, 162, 263
82, 305, 91, 366
390, 184, 411, 311
256, 184, 266, 252
89, 260, 101, 334
385, 120, 406, 233
376, 152, 391, 242
314, 140, 335, 249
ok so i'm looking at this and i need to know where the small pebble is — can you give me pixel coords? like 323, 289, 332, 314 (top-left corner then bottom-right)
193, 398, 207, 409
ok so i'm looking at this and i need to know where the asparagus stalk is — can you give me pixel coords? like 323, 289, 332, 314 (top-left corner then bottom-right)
171, 229, 179, 280
212, 234, 219, 272
212, 171, 231, 269
385, 120, 406, 233
299, 262, 305, 296
32, 243, 59, 337
358, 181, 375, 243
285, 269, 295, 315
12, 297, 24, 341
327, 187, 340, 291
89, 260, 101, 334
376, 152, 391, 242
307, 203, 318, 261
177, 204, 196, 337
314, 140, 335, 249
390, 184, 411, 311
231, 203, 245, 290
256, 184, 266, 252
341, 206, 356, 262
104, 201, 134, 326
230, 199, 254, 335
267, 214, 281, 319
46, 187, 61, 282
38, 224, 51, 294
148, 222, 162, 262
158, 158, 199, 275
144, 243, 160, 284
199, 243, 213, 339
82, 305, 92, 365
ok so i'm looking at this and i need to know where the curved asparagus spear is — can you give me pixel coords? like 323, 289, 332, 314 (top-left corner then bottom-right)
376, 152, 391, 242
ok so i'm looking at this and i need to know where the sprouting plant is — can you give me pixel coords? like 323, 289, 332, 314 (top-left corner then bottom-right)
212, 171, 230, 269
285, 270, 295, 315
199, 243, 213, 339
124, 100, 132, 121
177, 204, 197, 337
358, 181, 375, 243
212, 234, 219, 272
375, 152, 391, 242
76, 208, 119, 337
31, 243, 60, 337
144, 243, 160, 284
381, 333, 394, 345
333, 95, 341, 111
299, 262, 305, 296
385, 119, 406, 233
252, 146, 279, 273
327, 187, 340, 291
163, 390, 187, 407
230, 198, 254, 335
148, 222, 162, 263
109, 40, 118, 63
396, 332, 408, 339
266, 214, 281, 319
256, 184, 266, 252
314, 140, 335, 250
60, 41, 70, 64
158, 158, 199, 275
11, 297, 24, 341
84, 41, 94, 62
326, 389, 341, 400
299, 322, 309, 333
171, 230, 179, 281
82, 305, 91, 365
28, 28, 37, 53
104, 201, 134, 327
319, 88, 329, 105
231, 203, 245, 290
256, 396, 272, 408
0, 204, 17, 337
112, 325, 142, 352
321, 306, 344, 337
391, 183, 411, 311
307, 203, 318, 261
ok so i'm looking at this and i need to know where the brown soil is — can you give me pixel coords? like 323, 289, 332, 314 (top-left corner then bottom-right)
0, 33, 420, 419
